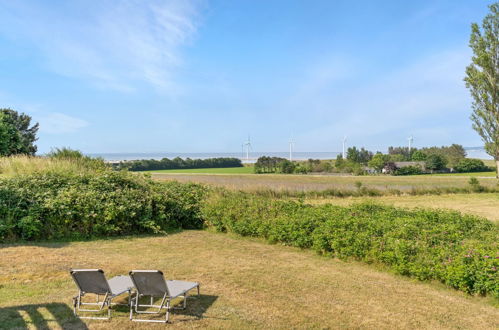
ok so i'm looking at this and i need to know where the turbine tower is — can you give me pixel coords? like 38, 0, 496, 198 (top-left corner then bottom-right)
244, 135, 252, 161
342, 136, 347, 159
408, 135, 414, 153
289, 137, 295, 161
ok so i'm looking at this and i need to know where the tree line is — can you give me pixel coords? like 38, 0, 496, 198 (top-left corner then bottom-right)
253, 144, 492, 176
114, 157, 243, 171
336, 144, 491, 175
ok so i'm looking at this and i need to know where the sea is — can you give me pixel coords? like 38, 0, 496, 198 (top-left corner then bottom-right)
88, 147, 492, 163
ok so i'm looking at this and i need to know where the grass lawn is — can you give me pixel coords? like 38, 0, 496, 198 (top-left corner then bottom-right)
145, 166, 254, 174
153, 172, 499, 192
1, 231, 497, 329
308, 193, 499, 224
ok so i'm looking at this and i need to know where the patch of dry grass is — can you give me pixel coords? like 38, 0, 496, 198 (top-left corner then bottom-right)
308, 193, 499, 223
152, 173, 499, 192
0, 155, 104, 177
1, 231, 497, 329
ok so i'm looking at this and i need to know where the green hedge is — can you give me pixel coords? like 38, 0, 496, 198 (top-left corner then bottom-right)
202, 191, 499, 298
394, 165, 423, 176
0, 172, 206, 241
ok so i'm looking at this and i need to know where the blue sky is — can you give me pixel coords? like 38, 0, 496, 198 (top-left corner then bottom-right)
0, 0, 492, 154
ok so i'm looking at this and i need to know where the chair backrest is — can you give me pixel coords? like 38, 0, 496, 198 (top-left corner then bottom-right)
70, 269, 111, 295
129, 270, 169, 297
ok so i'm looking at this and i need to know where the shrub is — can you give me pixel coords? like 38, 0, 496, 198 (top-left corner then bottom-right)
279, 160, 296, 174
202, 192, 499, 298
0, 171, 206, 241
394, 165, 423, 176
455, 158, 489, 173
294, 164, 310, 174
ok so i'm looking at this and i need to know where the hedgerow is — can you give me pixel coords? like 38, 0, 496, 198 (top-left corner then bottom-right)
202, 191, 499, 298
0, 171, 206, 241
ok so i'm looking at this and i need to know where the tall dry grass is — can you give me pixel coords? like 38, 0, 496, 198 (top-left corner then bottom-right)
0, 155, 107, 177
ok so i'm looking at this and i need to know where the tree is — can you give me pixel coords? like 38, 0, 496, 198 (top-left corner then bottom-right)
0, 108, 39, 156
445, 144, 467, 169
0, 113, 16, 155
335, 154, 345, 168
411, 150, 427, 161
358, 147, 373, 164
347, 146, 372, 164
368, 153, 388, 172
388, 154, 405, 162
388, 146, 411, 161
464, 3, 499, 177
346, 147, 360, 163
279, 160, 296, 174
425, 154, 446, 173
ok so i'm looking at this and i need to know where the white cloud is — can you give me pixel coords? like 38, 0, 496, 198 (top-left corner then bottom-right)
38, 113, 89, 134
285, 48, 475, 150
0, 0, 202, 93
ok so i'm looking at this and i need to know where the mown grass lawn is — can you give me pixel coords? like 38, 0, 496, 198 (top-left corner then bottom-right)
146, 166, 254, 174
1, 231, 498, 329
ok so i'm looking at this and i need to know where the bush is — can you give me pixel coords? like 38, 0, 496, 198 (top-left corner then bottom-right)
394, 165, 423, 176
0, 171, 206, 241
279, 160, 296, 174
202, 192, 499, 298
455, 158, 489, 173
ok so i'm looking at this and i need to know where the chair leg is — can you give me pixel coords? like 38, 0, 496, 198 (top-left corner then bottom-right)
73, 293, 113, 320
166, 300, 170, 323
129, 296, 134, 320
107, 299, 112, 319
73, 295, 79, 316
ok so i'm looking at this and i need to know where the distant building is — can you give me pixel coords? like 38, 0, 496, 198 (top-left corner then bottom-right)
362, 166, 377, 174
382, 161, 426, 174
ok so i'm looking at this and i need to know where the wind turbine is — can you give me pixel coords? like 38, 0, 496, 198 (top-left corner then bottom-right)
342, 136, 347, 159
289, 137, 295, 161
408, 135, 414, 153
244, 135, 252, 161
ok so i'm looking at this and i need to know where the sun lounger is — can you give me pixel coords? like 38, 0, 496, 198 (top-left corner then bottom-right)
128, 270, 200, 323
70, 269, 134, 320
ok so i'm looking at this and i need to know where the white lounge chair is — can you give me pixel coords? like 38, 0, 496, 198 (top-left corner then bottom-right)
70, 269, 133, 320
129, 270, 200, 323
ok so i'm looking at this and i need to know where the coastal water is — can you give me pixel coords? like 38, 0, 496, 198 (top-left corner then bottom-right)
88, 147, 491, 162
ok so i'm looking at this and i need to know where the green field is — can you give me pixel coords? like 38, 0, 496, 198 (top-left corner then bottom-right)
146, 166, 254, 174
